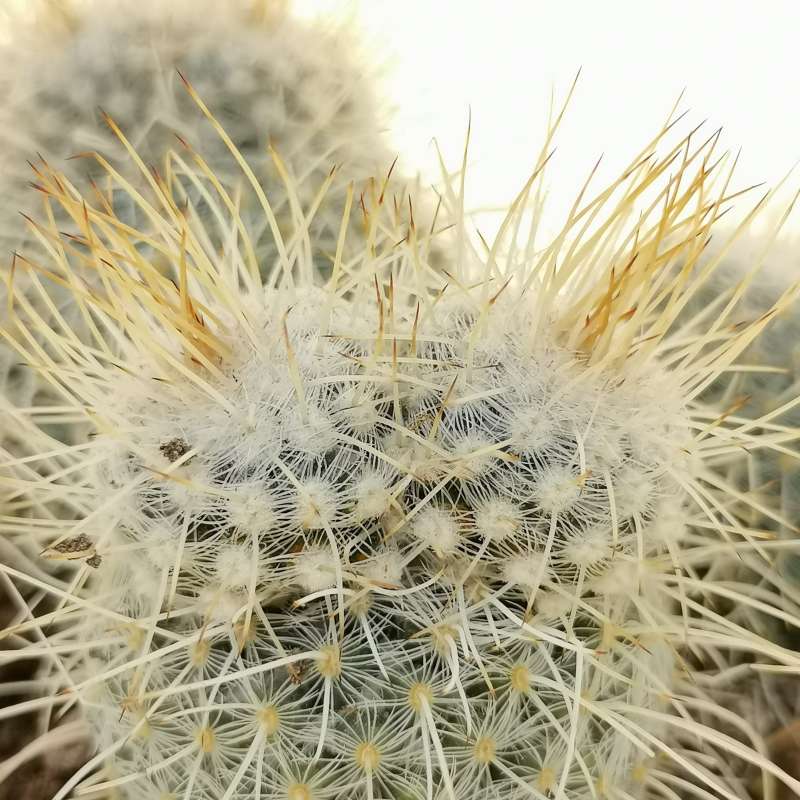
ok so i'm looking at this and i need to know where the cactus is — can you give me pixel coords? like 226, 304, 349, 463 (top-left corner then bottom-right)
2, 84, 800, 800
679, 235, 800, 787
0, 0, 410, 253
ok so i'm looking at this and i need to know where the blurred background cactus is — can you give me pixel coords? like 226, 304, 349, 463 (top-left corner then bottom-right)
0, 0, 414, 253
680, 236, 800, 798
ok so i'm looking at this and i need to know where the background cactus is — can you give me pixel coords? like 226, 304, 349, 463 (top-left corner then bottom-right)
2, 82, 800, 800
679, 235, 800, 796
688, 235, 800, 535
0, 0, 410, 250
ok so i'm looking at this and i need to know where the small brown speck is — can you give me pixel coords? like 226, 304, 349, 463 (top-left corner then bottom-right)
86, 554, 102, 569
53, 534, 93, 554
287, 661, 308, 685
160, 438, 190, 462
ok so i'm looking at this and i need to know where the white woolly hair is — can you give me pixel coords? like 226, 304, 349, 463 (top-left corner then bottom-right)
2, 74, 800, 800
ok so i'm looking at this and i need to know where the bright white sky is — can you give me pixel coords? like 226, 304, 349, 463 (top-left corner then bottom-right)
296, 0, 800, 237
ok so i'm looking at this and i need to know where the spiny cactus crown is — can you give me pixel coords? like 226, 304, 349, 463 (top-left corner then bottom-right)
87, 282, 688, 798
